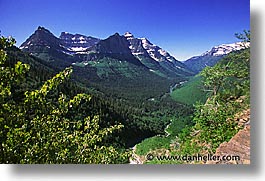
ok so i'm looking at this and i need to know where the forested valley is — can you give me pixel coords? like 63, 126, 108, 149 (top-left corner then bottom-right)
0, 30, 250, 164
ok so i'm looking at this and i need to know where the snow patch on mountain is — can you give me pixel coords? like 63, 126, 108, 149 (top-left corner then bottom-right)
59, 32, 100, 54
201, 42, 250, 57
124, 32, 134, 40
70, 47, 88, 52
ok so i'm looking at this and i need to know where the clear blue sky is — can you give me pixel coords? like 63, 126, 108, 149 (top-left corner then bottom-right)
0, 0, 249, 60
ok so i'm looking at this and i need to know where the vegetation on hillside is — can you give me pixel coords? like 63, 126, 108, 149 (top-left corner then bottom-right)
1, 34, 191, 164
178, 46, 250, 156
170, 76, 208, 105
5, 41, 192, 149
137, 31, 250, 164
0, 35, 130, 163
0, 30, 250, 164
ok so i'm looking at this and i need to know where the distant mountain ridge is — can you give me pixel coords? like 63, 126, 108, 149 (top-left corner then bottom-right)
183, 42, 250, 73
20, 27, 248, 77
20, 26, 194, 79
19, 26, 196, 101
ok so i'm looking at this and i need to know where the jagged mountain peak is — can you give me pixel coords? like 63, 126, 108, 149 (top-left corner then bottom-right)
33, 26, 57, 39
20, 26, 60, 51
32, 26, 55, 37
123, 33, 179, 63
20, 26, 101, 55
37, 26, 50, 32
89, 32, 131, 54
124, 33, 164, 61
123, 32, 193, 76
85, 32, 144, 66
113, 32, 121, 37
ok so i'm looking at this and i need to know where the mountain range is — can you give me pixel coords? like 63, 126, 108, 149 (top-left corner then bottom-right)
20, 27, 193, 78
9, 26, 251, 151
20, 27, 193, 100
19, 26, 248, 100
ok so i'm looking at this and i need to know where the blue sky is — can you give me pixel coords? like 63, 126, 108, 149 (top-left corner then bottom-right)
0, 0, 249, 60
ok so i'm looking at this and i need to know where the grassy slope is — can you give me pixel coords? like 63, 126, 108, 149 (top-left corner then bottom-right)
135, 135, 172, 155
170, 76, 207, 105
135, 115, 192, 155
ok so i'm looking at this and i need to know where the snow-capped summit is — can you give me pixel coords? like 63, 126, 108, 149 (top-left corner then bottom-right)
201, 42, 250, 57
183, 42, 250, 73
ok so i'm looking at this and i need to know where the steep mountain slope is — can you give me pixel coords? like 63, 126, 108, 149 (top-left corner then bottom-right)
124, 32, 193, 77
20, 26, 79, 68
86, 33, 144, 66
20, 26, 62, 52
69, 32, 179, 99
183, 42, 250, 73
